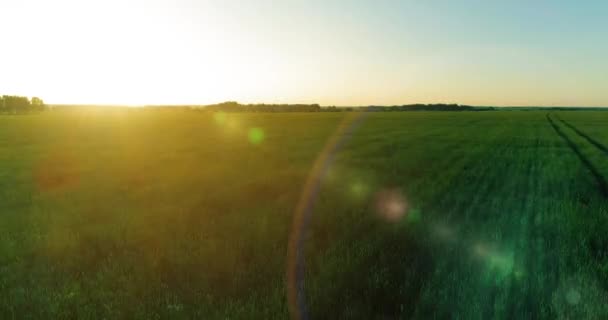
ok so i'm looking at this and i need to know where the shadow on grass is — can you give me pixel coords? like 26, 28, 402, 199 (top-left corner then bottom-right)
306, 225, 435, 319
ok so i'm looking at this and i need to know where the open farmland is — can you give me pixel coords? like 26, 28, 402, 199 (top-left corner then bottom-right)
1, 109, 608, 319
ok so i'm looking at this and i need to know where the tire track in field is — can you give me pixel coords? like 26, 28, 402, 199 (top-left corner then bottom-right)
546, 113, 608, 197
555, 115, 608, 155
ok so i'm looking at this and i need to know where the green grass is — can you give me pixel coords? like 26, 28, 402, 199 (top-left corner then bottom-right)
1, 109, 608, 319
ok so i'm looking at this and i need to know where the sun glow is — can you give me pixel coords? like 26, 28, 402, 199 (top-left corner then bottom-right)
1, 0, 286, 105
2, 0, 607, 106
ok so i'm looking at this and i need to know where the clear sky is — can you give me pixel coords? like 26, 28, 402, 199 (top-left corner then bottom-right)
1, 0, 607, 106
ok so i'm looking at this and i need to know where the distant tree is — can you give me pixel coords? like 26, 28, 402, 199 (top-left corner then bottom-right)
205, 101, 322, 113
219, 101, 239, 108
5, 96, 28, 113
31, 97, 45, 111
0, 95, 46, 114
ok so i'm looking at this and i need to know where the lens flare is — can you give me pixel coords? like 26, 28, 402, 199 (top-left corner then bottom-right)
432, 223, 455, 241
566, 289, 581, 305
226, 118, 240, 130
35, 150, 81, 193
350, 180, 368, 198
551, 276, 608, 318
374, 189, 408, 222
473, 242, 514, 279
286, 111, 368, 320
407, 208, 422, 224
213, 112, 227, 125
248, 127, 265, 145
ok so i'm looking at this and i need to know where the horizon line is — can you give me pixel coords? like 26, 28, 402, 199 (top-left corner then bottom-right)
48, 103, 608, 109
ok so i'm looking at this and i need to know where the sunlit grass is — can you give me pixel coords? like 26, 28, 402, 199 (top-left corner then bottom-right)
1, 110, 608, 318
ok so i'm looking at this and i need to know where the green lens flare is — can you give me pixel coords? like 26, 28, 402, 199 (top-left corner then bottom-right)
248, 128, 265, 144
407, 208, 421, 224
213, 112, 227, 125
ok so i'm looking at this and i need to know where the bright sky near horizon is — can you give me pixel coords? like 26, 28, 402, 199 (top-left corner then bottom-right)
1, 0, 607, 106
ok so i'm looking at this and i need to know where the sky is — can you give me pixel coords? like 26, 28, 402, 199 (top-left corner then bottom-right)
1, 0, 607, 106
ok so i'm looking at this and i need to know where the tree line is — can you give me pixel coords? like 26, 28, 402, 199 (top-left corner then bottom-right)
202, 102, 494, 112
202, 102, 487, 112
203, 101, 322, 112
361, 104, 494, 112
0, 95, 46, 113
146, 102, 496, 112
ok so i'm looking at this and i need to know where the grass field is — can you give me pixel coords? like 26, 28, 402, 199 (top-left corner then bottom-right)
1, 109, 608, 319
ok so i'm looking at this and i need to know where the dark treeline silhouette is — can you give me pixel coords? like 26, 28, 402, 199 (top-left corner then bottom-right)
0, 95, 45, 113
146, 102, 494, 112
135, 103, 608, 113
204, 101, 322, 112
362, 104, 493, 112
500, 106, 608, 111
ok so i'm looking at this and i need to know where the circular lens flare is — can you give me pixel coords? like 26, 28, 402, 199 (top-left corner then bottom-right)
374, 189, 408, 222
248, 127, 265, 144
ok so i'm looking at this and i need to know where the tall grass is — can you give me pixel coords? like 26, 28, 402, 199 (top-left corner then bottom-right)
0, 110, 607, 318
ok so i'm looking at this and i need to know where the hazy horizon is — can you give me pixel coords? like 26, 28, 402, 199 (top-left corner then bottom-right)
46, 102, 608, 108
2, 0, 607, 106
